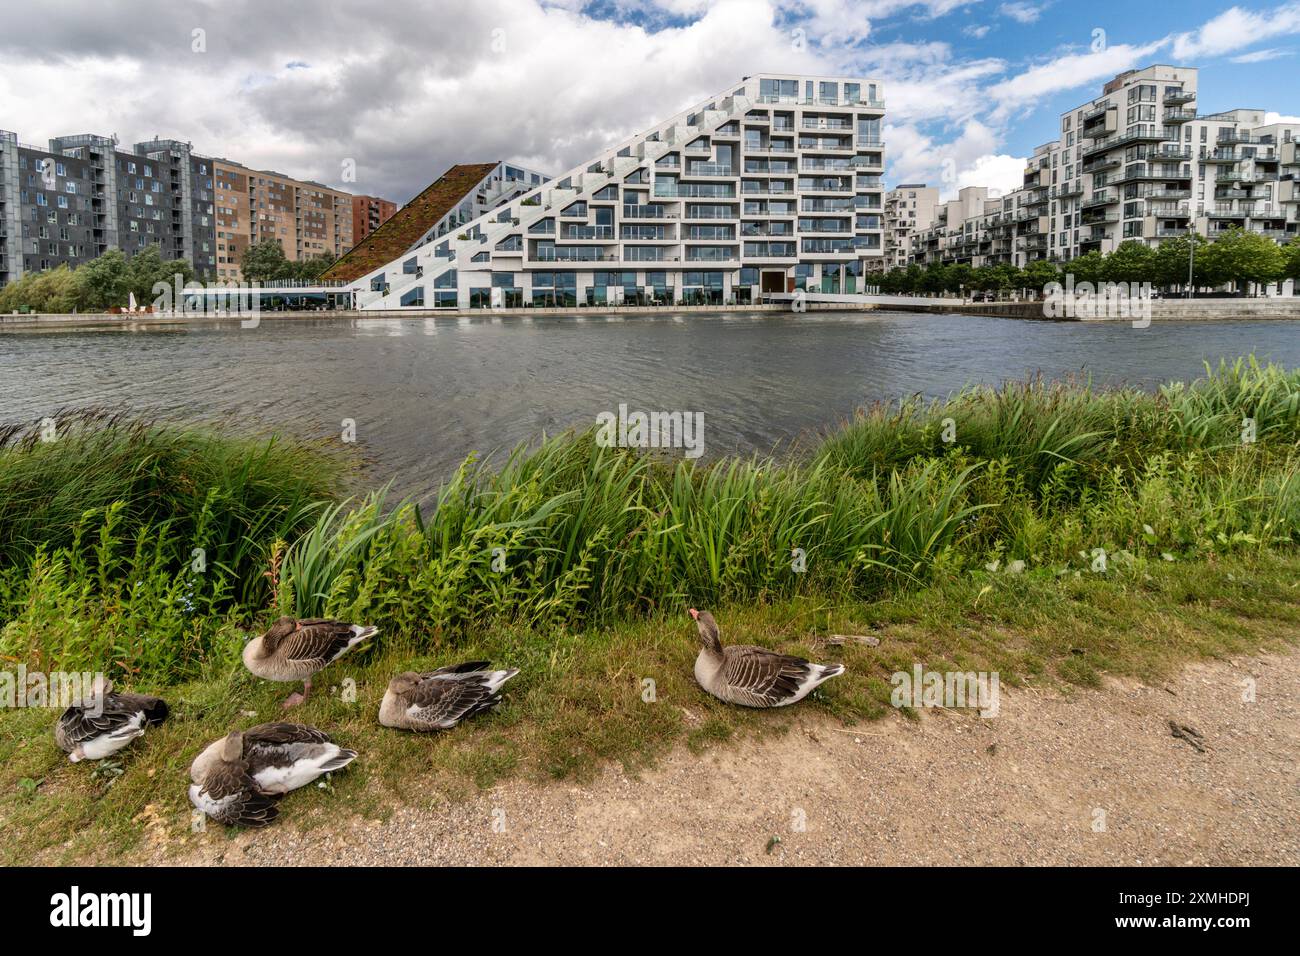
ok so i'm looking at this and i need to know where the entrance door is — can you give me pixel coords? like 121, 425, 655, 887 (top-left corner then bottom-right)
761, 270, 785, 293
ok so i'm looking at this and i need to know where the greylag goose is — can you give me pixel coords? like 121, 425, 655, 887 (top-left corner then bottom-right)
54, 676, 168, 762
379, 661, 519, 731
689, 608, 844, 707
242, 616, 378, 708
188, 724, 356, 828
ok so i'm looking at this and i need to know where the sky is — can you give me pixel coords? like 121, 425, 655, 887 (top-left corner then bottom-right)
1, 0, 1298, 205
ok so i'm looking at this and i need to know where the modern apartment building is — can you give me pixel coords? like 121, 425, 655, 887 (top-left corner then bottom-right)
0, 130, 216, 286
212, 159, 355, 281
323, 161, 550, 283
351, 194, 398, 244
348, 73, 885, 309
905, 64, 1300, 271
883, 183, 938, 268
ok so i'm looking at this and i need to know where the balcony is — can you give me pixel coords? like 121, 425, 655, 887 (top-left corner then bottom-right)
683, 163, 735, 177
1163, 108, 1196, 123
1082, 156, 1121, 175
1082, 190, 1118, 208
1163, 90, 1196, 106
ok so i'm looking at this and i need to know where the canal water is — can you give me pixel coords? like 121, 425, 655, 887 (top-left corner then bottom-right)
3, 311, 1297, 495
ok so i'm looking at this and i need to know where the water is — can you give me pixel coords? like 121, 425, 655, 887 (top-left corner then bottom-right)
3, 311, 1298, 495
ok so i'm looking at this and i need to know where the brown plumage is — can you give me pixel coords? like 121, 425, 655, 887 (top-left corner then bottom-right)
54, 676, 168, 762
379, 661, 520, 731
187, 730, 282, 828
689, 608, 845, 708
242, 616, 378, 708
188, 723, 356, 828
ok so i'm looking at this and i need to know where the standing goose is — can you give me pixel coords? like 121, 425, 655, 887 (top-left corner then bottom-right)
689, 608, 844, 708
379, 661, 520, 731
242, 616, 378, 708
188, 724, 355, 828
54, 676, 168, 762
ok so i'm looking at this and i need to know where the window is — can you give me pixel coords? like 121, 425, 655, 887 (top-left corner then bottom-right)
400, 287, 425, 307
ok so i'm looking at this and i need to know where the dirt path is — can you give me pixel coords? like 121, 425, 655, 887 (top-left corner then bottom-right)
148, 650, 1300, 866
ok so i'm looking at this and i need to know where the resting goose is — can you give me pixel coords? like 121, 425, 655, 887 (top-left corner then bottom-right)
189, 724, 356, 828
54, 676, 168, 762
379, 661, 519, 731
689, 608, 844, 708
242, 616, 378, 708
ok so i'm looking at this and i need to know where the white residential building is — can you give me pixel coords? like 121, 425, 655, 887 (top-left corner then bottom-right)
906, 64, 1300, 270
883, 184, 938, 268
349, 74, 886, 308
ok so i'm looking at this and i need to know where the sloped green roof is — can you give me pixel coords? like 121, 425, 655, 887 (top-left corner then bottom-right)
322, 162, 498, 282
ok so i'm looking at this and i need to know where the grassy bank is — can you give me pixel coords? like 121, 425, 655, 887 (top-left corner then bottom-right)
2, 357, 1299, 862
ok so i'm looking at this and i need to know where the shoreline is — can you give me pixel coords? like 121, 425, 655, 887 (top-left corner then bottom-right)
4, 296, 1300, 331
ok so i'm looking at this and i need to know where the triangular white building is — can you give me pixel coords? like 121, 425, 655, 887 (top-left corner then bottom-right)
348, 74, 885, 310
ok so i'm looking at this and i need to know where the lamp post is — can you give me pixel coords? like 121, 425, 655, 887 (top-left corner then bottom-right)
1187, 225, 1195, 299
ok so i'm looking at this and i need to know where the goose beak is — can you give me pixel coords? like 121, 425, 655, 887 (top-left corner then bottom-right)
688, 608, 699, 620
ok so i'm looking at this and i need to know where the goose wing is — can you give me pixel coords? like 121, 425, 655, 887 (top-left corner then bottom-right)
193, 760, 281, 828
270, 620, 365, 668
241, 722, 334, 774
402, 671, 508, 729
55, 692, 159, 750
721, 646, 815, 707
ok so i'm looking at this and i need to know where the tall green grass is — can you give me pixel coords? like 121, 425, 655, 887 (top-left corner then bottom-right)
2, 358, 1299, 681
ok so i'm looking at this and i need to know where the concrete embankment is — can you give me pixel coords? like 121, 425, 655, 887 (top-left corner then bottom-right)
888, 297, 1300, 322
5, 296, 1299, 330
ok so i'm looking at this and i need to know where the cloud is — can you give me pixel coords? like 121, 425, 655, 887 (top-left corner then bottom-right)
998, 2, 1045, 24
1171, 3, 1300, 60
984, 39, 1169, 122
963, 24, 992, 39
1230, 47, 1293, 63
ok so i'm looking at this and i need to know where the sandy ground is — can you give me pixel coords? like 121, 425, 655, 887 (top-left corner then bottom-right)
147, 649, 1300, 866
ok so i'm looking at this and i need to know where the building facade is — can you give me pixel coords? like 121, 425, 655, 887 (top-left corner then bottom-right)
883, 184, 938, 268
352, 195, 398, 244
213, 159, 356, 281
903, 64, 1300, 271
349, 74, 886, 309
323, 161, 550, 283
0, 130, 217, 286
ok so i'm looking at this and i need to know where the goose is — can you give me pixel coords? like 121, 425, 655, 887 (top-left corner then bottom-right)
189, 724, 356, 828
378, 661, 520, 731
54, 676, 168, 762
689, 608, 844, 708
242, 616, 378, 708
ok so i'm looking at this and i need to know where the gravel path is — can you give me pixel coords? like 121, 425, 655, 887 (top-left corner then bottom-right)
148, 649, 1300, 866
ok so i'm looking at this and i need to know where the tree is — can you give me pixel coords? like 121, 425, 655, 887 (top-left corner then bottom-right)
76, 249, 130, 311
1279, 237, 1300, 283
240, 240, 290, 284
1022, 259, 1061, 296
1102, 240, 1157, 284
1065, 250, 1106, 285
122, 245, 194, 307
1198, 227, 1286, 294
1152, 232, 1207, 291
945, 263, 973, 295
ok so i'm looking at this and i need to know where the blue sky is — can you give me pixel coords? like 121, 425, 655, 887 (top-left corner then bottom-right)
2, 0, 1298, 203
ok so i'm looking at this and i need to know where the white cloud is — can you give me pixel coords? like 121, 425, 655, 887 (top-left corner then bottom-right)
984, 39, 1169, 122
998, 2, 1045, 24
1230, 47, 1293, 63
963, 24, 992, 38
1172, 3, 1300, 59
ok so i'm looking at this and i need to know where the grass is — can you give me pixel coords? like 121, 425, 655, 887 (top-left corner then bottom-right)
1, 356, 1300, 862
2, 550, 1297, 865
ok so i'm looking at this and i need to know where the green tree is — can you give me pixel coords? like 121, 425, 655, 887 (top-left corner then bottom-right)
75, 249, 130, 311
1279, 237, 1300, 282
1022, 259, 1061, 295
240, 240, 290, 284
945, 263, 973, 295
1102, 240, 1157, 284
1153, 232, 1207, 291
1198, 227, 1286, 294
1065, 250, 1106, 285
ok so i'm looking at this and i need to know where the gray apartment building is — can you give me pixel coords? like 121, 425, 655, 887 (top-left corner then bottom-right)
0, 130, 216, 287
